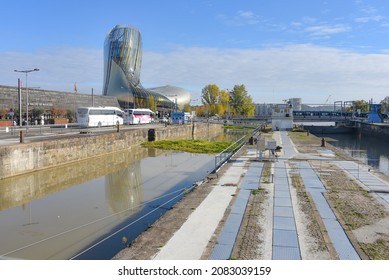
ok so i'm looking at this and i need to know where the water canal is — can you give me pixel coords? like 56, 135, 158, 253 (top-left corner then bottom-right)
0, 149, 215, 260
299, 121, 389, 176
322, 131, 389, 176
0, 146, 207, 259
0, 131, 247, 260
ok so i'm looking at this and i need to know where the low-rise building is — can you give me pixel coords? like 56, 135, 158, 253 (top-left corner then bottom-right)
271, 104, 293, 130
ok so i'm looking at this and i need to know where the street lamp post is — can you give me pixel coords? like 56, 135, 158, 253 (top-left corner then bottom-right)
14, 68, 39, 128
130, 70, 137, 109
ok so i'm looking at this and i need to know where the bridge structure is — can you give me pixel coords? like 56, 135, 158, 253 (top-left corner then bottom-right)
232, 110, 363, 123
291, 110, 364, 122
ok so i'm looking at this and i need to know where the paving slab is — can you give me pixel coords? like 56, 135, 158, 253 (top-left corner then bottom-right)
153, 185, 236, 260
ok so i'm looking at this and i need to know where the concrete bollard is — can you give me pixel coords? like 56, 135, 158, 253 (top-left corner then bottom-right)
321, 137, 326, 147
19, 130, 24, 143
148, 129, 156, 141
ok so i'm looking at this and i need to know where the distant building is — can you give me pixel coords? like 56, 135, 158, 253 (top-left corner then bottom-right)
271, 104, 293, 130
148, 85, 191, 111
255, 103, 273, 117
289, 98, 302, 111
102, 25, 175, 113
0, 85, 118, 121
1, 24, 192, 121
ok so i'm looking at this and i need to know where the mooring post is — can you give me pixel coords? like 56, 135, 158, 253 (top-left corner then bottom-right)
19, 130, 24, 143
321, 137, 326, 147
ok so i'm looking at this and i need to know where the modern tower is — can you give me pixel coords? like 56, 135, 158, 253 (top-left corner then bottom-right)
103, 25, 173, 112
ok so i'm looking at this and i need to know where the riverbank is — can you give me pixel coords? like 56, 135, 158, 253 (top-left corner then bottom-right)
113, 130, 389, 260
285, 132, 389, 259
0, 122, 223, 179
112, 145, 248, 260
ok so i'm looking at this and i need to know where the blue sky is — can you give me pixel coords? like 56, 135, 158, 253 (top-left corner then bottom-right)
1, 0, 389, 104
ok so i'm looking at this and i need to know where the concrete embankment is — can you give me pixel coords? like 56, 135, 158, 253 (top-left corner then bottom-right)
0, 122, 223, 179
356, 121, 389, 139
302, 121, 389, 138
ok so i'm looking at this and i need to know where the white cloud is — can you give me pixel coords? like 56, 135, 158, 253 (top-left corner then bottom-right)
0, 48, 103, 94
236, 10, 260, 25
238, 10, 255, 19
142, 45, 389, 103
2, 45, 389, 104
302, 17, 317, 24
305, 24, 351, 37
218, 10, 260, 26
354, 1, 386, 24
355, 15, 384, 23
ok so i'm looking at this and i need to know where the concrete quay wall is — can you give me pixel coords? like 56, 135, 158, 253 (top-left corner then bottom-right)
0, 123, 223, 179
356, 121, 389, 139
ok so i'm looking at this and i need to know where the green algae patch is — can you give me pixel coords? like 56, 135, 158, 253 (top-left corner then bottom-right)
142, 139, 237, 154
223, 125, 254, 130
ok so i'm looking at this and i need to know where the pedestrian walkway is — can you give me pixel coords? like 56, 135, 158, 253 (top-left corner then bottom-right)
209, 160, 263, 260
297, 161, 360, 259
153, 131, 369, 260
153, 157, 247, 260
272, 159, 301, 259
271, 131, 301, 259
275, 131, 360, 259
153, 184, 236, 260
336, 160, 389, 205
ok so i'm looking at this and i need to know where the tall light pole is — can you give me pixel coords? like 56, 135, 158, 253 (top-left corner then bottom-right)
14, 68, 39, 128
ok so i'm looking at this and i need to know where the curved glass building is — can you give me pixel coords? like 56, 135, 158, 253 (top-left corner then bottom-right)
103, 25, 174, 112
148, 85, 191, 110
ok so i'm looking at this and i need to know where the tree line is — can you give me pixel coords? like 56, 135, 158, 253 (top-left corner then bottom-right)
188, 84, 389, 117
345, 98, 389, 114
193, 84, 255, 118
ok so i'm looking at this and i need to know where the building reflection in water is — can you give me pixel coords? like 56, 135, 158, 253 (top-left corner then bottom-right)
0, 147, 160, 260
0, 147, 153, 212
105, 161, 143, 216
0, 145, 217, 259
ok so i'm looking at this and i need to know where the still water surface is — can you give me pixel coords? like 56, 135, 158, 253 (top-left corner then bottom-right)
322, 131, 389, 176
0, 147, 215, 260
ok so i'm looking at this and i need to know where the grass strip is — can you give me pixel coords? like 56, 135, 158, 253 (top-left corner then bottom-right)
142, 139, 238, 154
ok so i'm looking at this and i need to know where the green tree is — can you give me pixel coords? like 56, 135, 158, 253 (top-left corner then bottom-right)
353, 100, 369, 112
229, 84, 255, 117
218, 89, 230, 116
183, 103, 191, 112
380, 96, 389, 113
66, 109, 76, 123
201, 84, 220, 115
0, 108, 8, 119
195, 105, 206, 117
32, 107, 44, 119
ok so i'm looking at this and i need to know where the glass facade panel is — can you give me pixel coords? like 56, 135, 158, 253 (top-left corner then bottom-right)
103, 25, 173, 111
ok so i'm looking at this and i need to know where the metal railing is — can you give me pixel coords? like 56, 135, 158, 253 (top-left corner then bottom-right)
214, 135, 246, 171
0, 123, 82, 138
214, 126, 261, 171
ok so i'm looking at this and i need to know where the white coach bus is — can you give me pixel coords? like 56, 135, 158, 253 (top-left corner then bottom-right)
77, 106, 124, 127
124, 108, 155, 124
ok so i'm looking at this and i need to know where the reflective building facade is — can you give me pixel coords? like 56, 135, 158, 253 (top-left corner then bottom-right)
103, 25, 173, 111
148, 85, 191, 110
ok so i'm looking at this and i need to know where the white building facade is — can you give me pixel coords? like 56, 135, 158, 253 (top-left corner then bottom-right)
271, 104, 293, 130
